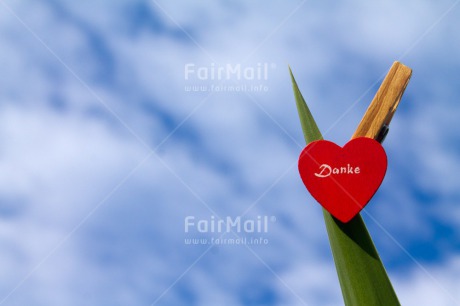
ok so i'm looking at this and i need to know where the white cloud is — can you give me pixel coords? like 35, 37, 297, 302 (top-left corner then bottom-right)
279, 260, 342, 306
394, 256, 460, 306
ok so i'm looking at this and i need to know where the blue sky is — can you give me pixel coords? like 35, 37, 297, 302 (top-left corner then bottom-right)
0, 0, 459, 305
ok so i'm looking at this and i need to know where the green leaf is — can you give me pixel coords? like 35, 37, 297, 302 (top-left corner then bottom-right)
290, 67, 400, 306
289, 67, 323, 144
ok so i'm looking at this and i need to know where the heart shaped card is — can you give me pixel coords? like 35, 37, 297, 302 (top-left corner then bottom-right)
298, 137, 387, 222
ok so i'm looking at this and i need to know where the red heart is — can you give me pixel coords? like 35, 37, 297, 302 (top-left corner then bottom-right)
298, 137, 387, 223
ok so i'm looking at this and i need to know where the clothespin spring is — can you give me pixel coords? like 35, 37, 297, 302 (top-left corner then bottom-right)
376, 124, 389, 144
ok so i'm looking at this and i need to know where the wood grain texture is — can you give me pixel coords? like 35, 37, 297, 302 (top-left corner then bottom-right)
352, 61, 412, 139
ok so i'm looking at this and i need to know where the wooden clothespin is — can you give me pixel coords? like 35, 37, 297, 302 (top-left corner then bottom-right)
352, 61, 412, 141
